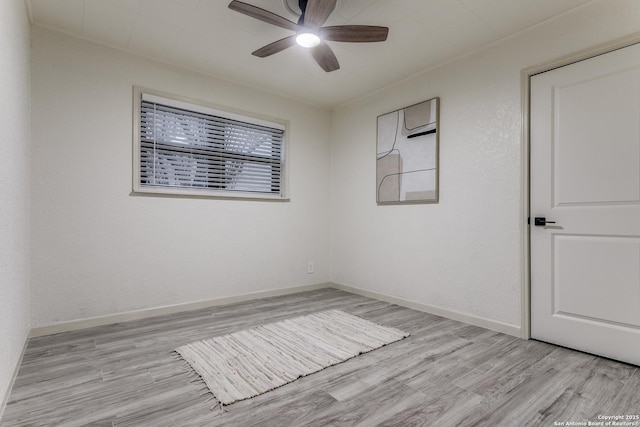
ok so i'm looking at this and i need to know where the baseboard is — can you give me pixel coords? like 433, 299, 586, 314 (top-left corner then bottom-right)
29, 282, 330, 338
329, 282, 522, 337
0, 330, 29, 421
28, 281, 521, 339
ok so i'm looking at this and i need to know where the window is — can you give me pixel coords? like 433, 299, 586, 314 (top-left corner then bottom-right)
133, 88, 287, 199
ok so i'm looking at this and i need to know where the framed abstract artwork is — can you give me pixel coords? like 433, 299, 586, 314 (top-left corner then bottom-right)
376, 97, 440, 204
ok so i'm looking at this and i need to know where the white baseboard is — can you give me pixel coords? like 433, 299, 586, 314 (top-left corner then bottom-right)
28, 281, 521, 339
29, 283, 330, 338
329, 282, 522, 337
0, 329, 29, 421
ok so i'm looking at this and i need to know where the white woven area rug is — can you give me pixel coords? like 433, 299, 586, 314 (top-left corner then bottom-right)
175, 309, 410, 406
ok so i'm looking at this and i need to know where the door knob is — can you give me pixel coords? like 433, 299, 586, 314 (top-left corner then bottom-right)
534, 217, 556, 226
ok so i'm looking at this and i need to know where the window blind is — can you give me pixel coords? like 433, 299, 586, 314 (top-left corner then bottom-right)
139, 94, 285, 196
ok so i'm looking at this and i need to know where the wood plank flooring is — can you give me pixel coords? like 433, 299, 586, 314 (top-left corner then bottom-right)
1, 288, 638, 426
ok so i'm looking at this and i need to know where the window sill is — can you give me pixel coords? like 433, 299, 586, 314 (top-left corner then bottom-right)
131, 186, 290, 202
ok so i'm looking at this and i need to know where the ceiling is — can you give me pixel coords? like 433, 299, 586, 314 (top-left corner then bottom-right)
26, 0, 591, 108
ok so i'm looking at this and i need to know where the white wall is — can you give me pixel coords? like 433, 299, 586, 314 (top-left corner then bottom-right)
27, 0, 640, 334
30, 27, 332, 327
0, 0, 31, 412
330, 0, 640, 333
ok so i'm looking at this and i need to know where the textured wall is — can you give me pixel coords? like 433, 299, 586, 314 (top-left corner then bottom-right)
330, 0, 640, 331
26, 0, 640, 334
0, 0, 31, 412
30, 28, 332, 327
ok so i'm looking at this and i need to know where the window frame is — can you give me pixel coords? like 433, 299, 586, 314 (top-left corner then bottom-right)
132, 87, 289, 200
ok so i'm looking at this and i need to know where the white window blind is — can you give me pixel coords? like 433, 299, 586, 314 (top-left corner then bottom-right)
137, 92, 286, 198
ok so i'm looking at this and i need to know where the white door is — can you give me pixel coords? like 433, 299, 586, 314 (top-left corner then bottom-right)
530, 42, 640, 366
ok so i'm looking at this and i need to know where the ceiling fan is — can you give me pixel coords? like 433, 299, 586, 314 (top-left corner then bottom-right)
228, 0, 389, 72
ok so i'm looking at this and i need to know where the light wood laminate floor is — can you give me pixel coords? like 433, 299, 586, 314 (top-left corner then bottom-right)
2, 288, 639, 426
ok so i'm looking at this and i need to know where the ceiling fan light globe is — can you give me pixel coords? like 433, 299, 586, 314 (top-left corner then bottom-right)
296, 32, 321, 48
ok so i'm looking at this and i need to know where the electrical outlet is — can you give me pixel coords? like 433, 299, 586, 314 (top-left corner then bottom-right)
307, 261, 314, 274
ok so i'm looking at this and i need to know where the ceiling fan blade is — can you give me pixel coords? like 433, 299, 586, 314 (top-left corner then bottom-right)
311, 41, 340, 72
229, 1, 299, 31
303, 0, 336, 28
252, 36, 296, 57
321, 26, 389, 42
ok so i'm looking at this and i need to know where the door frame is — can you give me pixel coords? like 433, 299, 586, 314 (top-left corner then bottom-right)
520, 32, 640, 340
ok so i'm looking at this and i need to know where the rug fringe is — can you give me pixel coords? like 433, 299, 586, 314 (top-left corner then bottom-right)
174, 349, 222, 411
211, 399, 225, 413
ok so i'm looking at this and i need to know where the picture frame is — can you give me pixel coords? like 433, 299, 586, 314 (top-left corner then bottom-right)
376, 97, 440, 204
